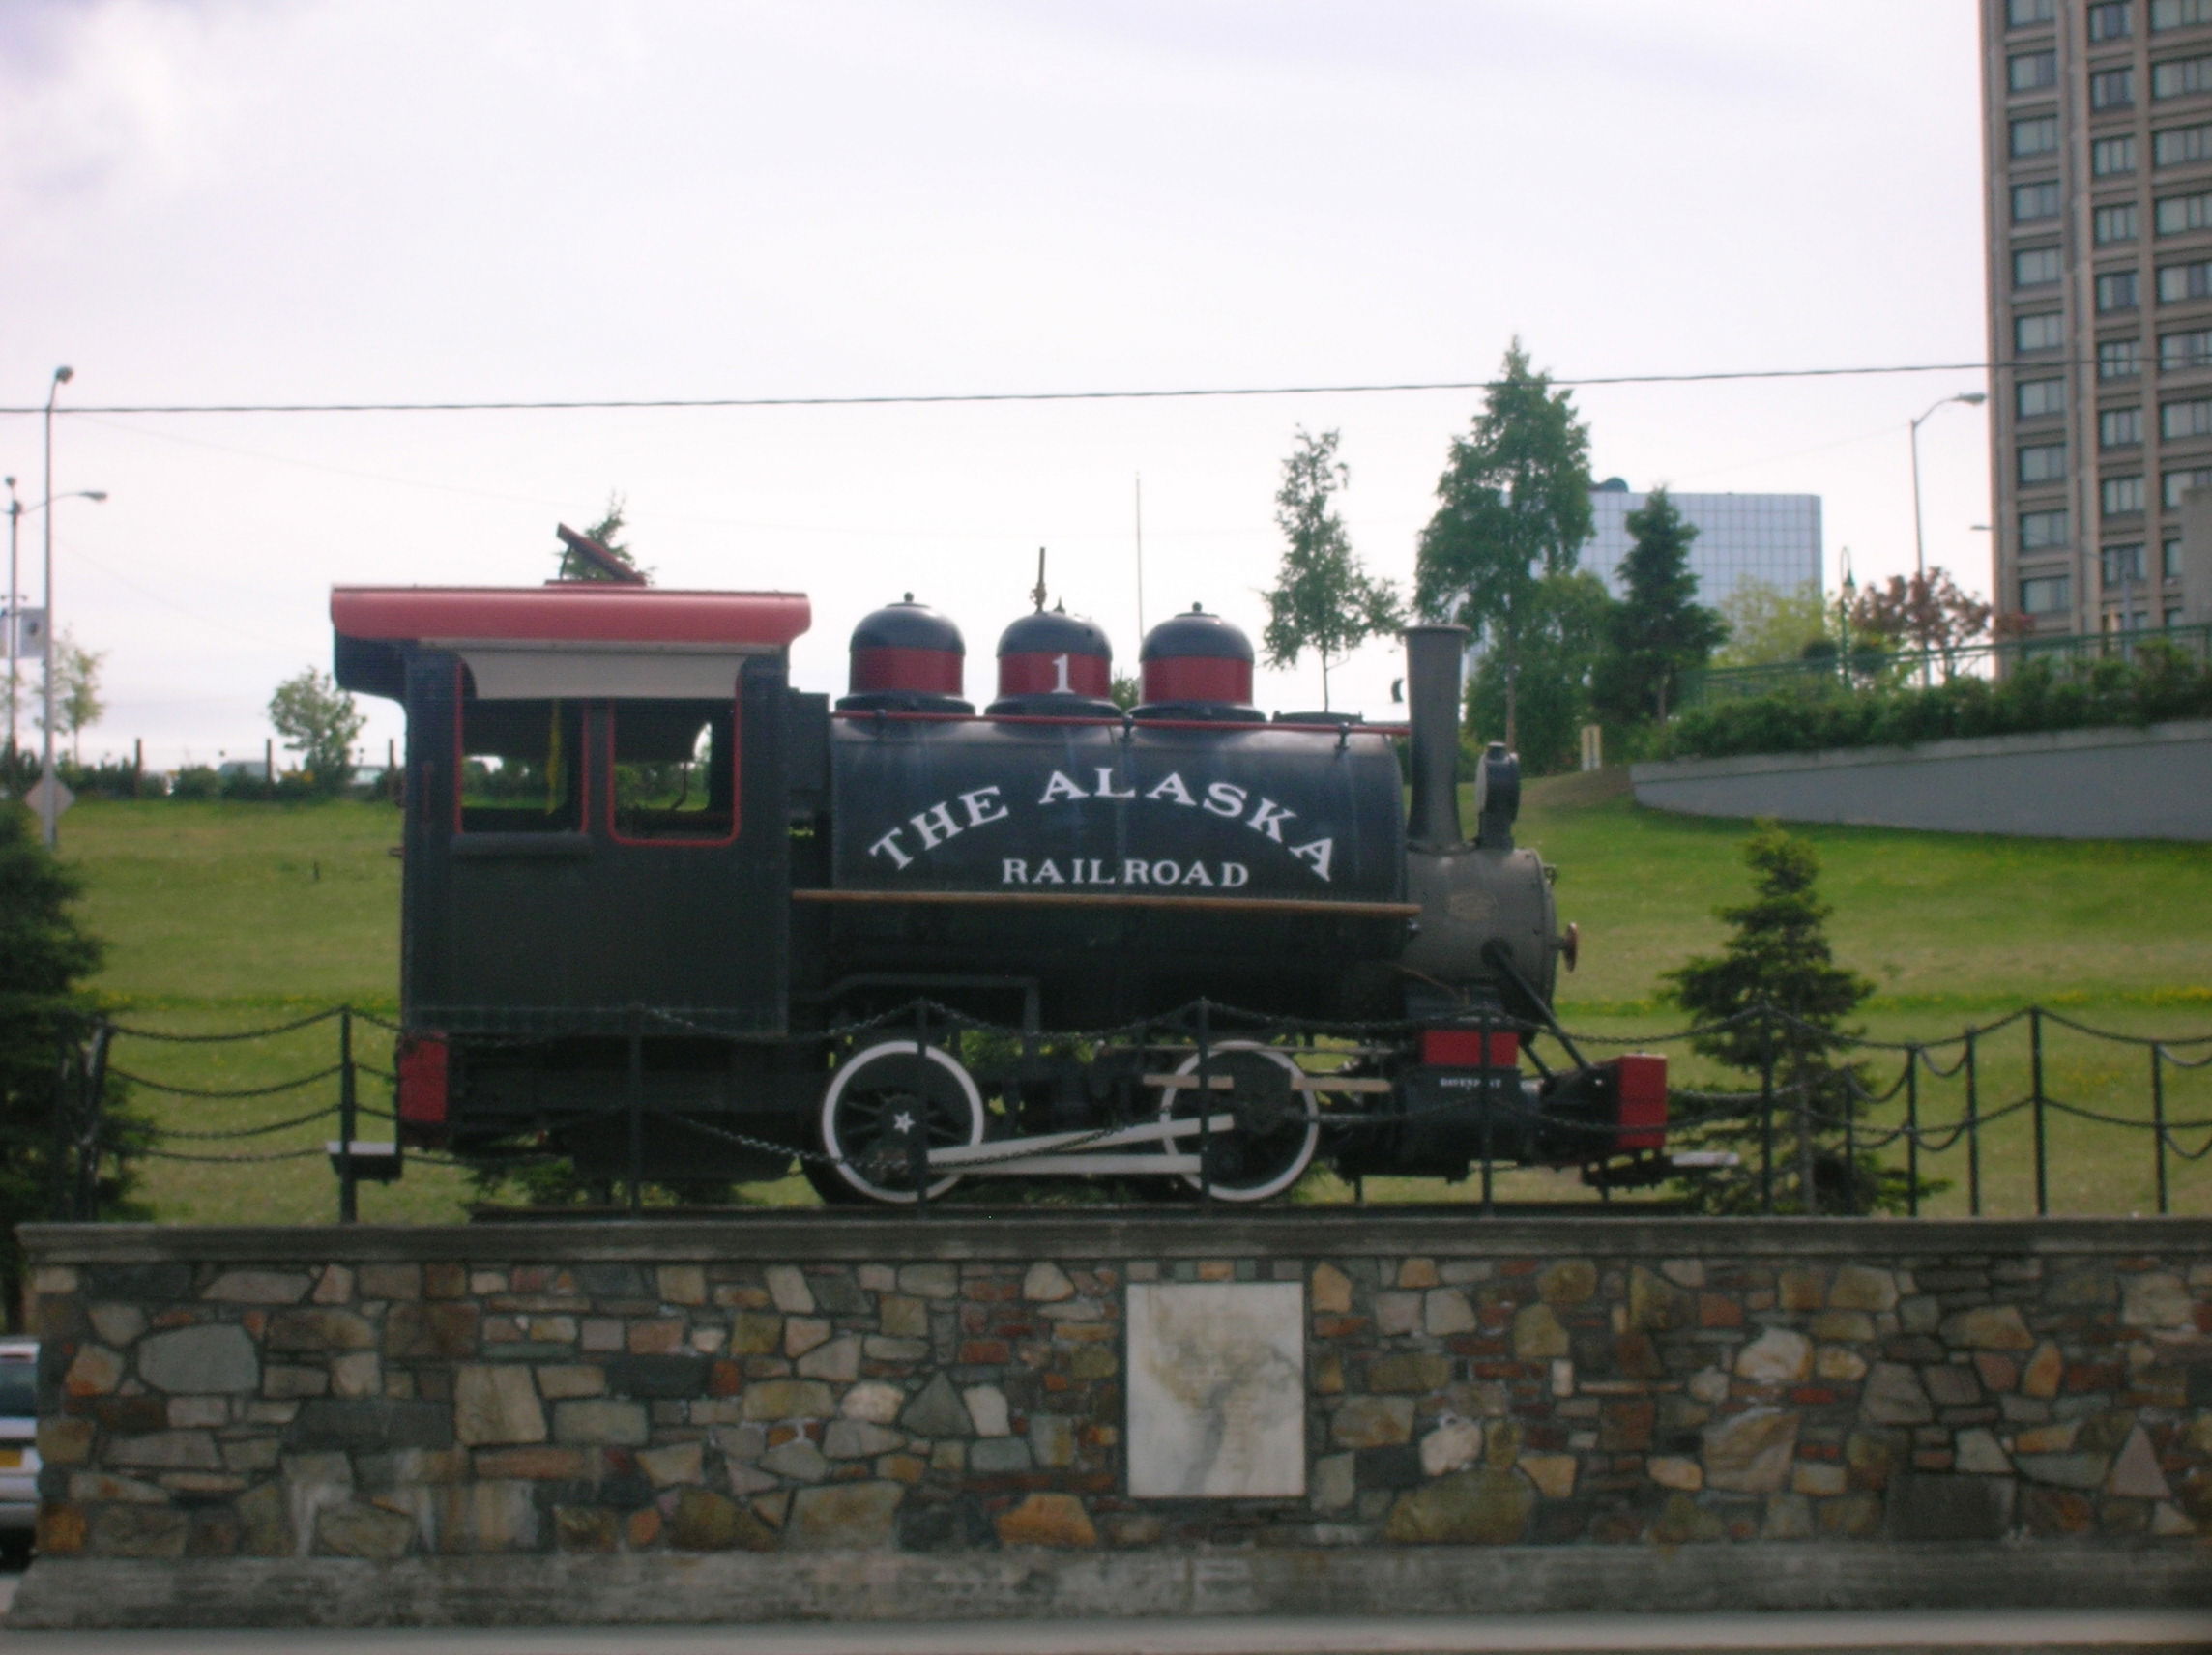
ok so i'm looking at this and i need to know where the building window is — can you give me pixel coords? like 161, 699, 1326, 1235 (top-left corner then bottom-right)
2014, 180, 2064, 223
2105, 542, 2150, 582
2095, 134, 2140, 175
2168, 535, 2186, 574
2102, 336, 2146, 377
2164, 394, 2212, 434
2014, 114, 2062, 159
2099, 270, 2142, 311
2021, 573, 2074, 612
2157, 188, 2212, 232
2093, 1, 2137, 39
2023, 508, 2073, 549
2022, 442, 2070, 483
2016, 245, 2064, 287
2020, 376, 2069, 418
2154, 122, 2212, 164
2163, 325, 2212, 365
2105, 474, 2149, 513
2012, 50, 2060, 92
2103, 405, 2146, 445
2094, 66, 2139, 107
2017, 311, 2068, 352
2165, 463, 2212, 502
2098, 203, 2142, 243
2153, 0, 2212, 29
2012, 0, 2057, 20
2158, 257, 2212, 299
2153, 54, 2212, 97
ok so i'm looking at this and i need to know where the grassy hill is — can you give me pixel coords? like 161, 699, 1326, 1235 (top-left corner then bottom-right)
46, 784, 2212, 1221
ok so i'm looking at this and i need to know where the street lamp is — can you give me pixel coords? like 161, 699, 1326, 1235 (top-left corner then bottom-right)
1909, 392, 1987, 686
40, 365, 73, 849
1911, 392, 1989, 584
7, 480, 105, 769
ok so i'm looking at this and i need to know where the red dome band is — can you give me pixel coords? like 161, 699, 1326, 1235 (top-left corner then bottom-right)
1141, 655, 1252, 705
851, 646, 965, 695
999, 651, 1113, 697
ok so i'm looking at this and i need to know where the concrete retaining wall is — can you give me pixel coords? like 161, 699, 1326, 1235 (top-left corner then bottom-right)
11, 1213, 2212, 1628
1630, 718, 2212, 839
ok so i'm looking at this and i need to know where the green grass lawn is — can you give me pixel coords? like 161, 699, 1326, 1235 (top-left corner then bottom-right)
49, 783, 2212, 1222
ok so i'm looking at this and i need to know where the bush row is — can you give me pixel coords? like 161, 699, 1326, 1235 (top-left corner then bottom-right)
1654, 644, 2212, 762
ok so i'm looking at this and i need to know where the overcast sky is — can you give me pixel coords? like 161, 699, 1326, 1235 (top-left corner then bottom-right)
0, 0, 1991, 770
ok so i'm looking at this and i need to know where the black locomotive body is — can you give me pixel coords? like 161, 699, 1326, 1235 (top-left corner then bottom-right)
334, 576, 1668, 1205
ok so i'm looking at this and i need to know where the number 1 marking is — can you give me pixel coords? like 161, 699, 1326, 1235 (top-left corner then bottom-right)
1052, 653, 1072, 693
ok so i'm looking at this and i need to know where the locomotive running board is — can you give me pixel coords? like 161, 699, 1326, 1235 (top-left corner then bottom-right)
926, 1113, 1234, 1176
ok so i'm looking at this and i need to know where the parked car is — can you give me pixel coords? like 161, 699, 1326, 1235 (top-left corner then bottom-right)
0, 1339, 41, 1554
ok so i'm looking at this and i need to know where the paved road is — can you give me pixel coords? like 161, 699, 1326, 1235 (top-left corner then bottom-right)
1, 1598, 2209, 1655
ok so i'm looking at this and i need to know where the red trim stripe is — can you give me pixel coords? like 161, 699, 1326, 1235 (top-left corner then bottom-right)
852, 645, 965, 695
1142, 655, 1252, 706
333, 586, 811, 648
998, 651, 1112, 697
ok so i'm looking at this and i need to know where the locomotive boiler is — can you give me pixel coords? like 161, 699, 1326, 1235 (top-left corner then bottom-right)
332, 566, 1668, 1206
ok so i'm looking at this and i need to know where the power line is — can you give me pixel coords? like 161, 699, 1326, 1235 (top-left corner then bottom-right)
0, 359, 2003, 418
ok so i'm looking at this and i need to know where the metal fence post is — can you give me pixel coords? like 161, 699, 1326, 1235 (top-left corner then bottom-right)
2030, 1006, 2048, 1217
910, 1002, 930, 1214
626, 1006, 645, 1217
1478, 1009, 1495, 1217
2151, 1044, 2169, 1217
1905, 1052, 1921, 1219
1964, 1028, 1981, 1218
1758, 1011, 1776, 1216
1195, 1001, 1213, 1203
337, 1006, 359, 1224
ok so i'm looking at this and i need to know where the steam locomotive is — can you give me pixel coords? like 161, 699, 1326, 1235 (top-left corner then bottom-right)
331, 566, 1668, 1205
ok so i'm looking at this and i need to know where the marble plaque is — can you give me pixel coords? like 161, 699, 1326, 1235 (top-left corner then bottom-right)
1125, 1281, 1305, 1498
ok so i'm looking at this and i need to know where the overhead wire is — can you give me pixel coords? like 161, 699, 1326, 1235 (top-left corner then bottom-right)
0, 358, 2008, 419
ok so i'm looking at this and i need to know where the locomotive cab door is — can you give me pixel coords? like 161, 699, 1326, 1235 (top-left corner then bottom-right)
406, 652, 790, 1036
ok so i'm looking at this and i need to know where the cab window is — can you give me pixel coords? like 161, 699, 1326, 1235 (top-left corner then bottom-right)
459, 698, 583, 832
611, 700, 736, 841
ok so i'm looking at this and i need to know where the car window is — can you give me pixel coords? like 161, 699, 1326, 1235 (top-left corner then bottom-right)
0, 1366, 35, 1415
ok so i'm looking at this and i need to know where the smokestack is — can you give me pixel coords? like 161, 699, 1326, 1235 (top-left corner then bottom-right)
1403, 624, 1468, 849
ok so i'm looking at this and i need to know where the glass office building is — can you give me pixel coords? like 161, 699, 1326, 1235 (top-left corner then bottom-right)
1581, 486, 1824, 608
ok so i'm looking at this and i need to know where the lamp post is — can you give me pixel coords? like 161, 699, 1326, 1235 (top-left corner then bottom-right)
7, 482, 105, 774
41, 366, 72, 849
1909, 391, 1987, 685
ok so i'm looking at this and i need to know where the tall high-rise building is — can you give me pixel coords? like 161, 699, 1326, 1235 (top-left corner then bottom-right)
1984, 0, 2212, 635
1583, 484, 1823, 609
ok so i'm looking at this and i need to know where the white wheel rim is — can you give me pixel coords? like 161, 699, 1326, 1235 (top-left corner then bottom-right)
820, 1039, 984, 1205
1157, 1039, 1319, 1203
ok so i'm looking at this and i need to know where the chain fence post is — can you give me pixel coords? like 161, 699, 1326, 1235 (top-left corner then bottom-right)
1478, 1009, 1494, 1217
76, 1020, 112, 1222
626, 1006, 645, 1217
2152, 1043, 2169, 1217
1964, 1028, 1981, 1218
1196, 1000, 1213, 1204
2030, 1006, 2048, 1217
337, 1005, 359, 1224
1905, 1051, 1921, 1219
910, 1002, 930, 1214
1758, 1006, 1776, 1216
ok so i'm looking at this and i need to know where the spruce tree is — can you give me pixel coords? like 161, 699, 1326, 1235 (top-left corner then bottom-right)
1665, 822, 1912, 1214
0, 804, 146, 1315
1592, 487, 1727, 726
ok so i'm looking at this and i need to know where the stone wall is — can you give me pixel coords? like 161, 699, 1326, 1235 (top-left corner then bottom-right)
1629, 718, 2212, 840
12, 1214, 2212, 1628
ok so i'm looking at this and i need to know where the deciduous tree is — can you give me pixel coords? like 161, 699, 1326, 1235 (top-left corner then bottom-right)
1260, 429, 1400, 711
269, 668, 365, 794
1414, 341, 1593, 749
1847, 566, 1994, 676
1710, 579, 1831, 669
37, 629, 104, 765
1468, 570, 1611, 775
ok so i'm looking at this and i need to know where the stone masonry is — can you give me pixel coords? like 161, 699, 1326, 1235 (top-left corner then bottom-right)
13, 1214, 2212, 1625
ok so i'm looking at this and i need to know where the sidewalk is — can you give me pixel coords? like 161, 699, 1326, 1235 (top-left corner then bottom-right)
3, 1606, 2210, 1655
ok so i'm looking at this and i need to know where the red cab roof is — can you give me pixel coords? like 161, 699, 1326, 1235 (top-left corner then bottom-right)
331, 585, 811, 649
